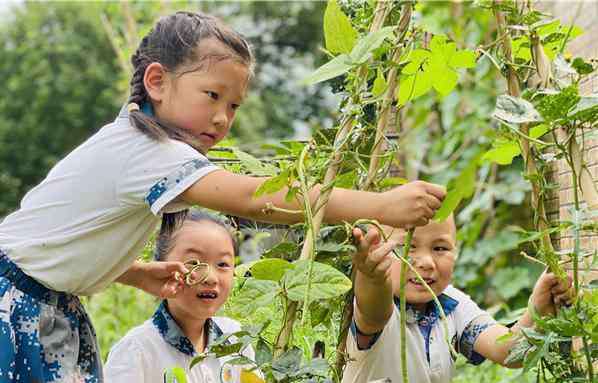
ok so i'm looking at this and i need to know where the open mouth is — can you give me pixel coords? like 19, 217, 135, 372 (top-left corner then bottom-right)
408, 277, 435, 287
197, 291, 218, 300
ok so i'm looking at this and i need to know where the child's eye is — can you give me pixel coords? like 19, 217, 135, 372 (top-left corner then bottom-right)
434, 246, 449, 252
206, 91, 219, 100
218, 262, 231, 268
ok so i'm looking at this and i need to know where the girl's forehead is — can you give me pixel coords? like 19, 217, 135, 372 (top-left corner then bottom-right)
173, 221, 234, 251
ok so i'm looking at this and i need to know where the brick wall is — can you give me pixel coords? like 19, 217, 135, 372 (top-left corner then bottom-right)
538, 1, 597, 280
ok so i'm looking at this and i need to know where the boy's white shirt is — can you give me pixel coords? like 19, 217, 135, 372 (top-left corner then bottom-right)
104, 312, 255, 383
342, 285, 495, 383
0, 106, 219, 295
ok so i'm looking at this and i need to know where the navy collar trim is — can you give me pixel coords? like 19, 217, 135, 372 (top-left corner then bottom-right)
393, 293, 459, 323
151, 301, 225, 357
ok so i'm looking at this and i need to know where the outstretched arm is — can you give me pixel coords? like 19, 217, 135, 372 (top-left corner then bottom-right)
181, 169, 445, 228
352, 227, 397, 348
473, 271, 573, 367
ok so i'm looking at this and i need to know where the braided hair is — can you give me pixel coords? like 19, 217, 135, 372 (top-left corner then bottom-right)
127, 12, 254, 236
127, 11, 254, 150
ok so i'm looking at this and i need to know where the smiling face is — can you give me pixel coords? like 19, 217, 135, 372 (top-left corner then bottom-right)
165, 219, 235, 325
389, 217, 457, 311
155, 38, 250, 153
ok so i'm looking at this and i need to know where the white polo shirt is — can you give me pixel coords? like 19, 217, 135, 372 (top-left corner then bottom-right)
104, 301, 256, 383
342, 285, 496, 383
0, 106, 219, 295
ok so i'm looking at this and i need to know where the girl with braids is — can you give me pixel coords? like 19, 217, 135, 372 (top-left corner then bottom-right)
105, 209, 255, 383
0, 11, 445, 382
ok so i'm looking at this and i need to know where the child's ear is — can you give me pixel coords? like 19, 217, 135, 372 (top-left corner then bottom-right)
144, 62, 168, 103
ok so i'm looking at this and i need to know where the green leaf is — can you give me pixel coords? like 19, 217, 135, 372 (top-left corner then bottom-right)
225, 356, 254, 366
372, 68, 387, 97
334, 170, 357, 189
504, 338, 529, 366
397, 70, 433, 105
255, 338, 272, 366
455, 159, 479, 198
496, 331, 515, 344
233, 279, 279, 316
210, 341, 243, 357
250, 258, 295, 282
482, 141, 521, 165
430, 34, 450, 54
271, 348, 303, 380
568, 94, 598, 122
284, 260, 352, 301
571, 57, 594, 75
448, 50, 477, 68
232, 148, 278, 176
262, 242, 298, 258
493, 95, 543, 124
511, 37, 532, 62
189, 354, 208, 370
253, 169, 289, 198
301, 54, 353, 85
323, 0, 357, 54
350, 26, 394, 64
401, 49, 432, 75
529, 124, 549, 139
535, 19, 560, 37
433, 156, 480, 221
398, 36, 474, 103
433, 190, 463, 222
309, 301, 331, 328
378, 177, 408, 189
536, 86, 579, 122
297, 358, 330, 377
164, 367, 188, 383
430, 63, 458, 97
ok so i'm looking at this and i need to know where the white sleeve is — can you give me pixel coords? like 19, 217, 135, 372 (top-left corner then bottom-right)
449, 287, 496, 364
104, 337, 148, 383
117, 138, 219, 215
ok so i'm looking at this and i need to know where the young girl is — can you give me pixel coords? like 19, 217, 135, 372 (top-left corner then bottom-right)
0, 11, 445, 383
104, 209, 252, 382
343, 217, 573, 383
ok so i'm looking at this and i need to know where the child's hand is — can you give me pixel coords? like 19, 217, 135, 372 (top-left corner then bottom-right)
136, 261, 189, 299
382, 181, 446, 228
352, 227, 397, 281
530, 271, 574, 317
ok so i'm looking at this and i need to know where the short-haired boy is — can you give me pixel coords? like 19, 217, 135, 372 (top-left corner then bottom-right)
342, 217, 572, 383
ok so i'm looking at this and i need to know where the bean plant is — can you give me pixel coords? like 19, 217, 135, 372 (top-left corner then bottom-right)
165, 1, 597, 382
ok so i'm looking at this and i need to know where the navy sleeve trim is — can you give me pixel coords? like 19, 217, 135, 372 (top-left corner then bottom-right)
350, 319, 382, 351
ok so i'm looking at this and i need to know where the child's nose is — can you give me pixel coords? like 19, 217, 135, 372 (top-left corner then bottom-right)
201, 268, 218, 286
212, 109, 228, 128
412, 252, 435, 270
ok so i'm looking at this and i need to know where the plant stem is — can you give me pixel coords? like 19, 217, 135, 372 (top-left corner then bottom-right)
399, 229, 414, 383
